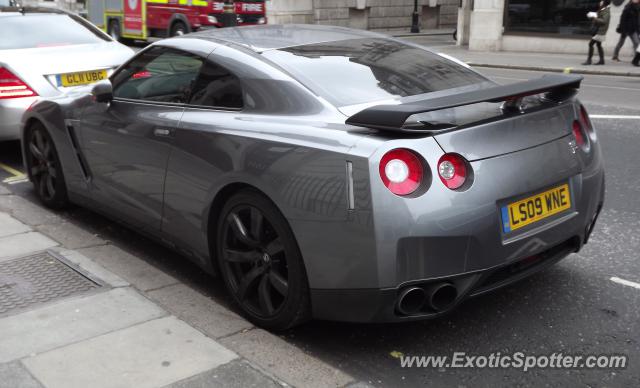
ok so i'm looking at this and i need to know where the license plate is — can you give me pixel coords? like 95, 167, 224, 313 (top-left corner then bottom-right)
501, 184, 571, 233
57, 69, 108, 87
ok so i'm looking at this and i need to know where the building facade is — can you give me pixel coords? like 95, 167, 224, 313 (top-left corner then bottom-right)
267, 0, 459, 31
458, 0, 630, 54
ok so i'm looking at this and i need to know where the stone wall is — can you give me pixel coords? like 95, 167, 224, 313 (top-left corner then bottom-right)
267, 0, 458, 30
19, 0, 85, 12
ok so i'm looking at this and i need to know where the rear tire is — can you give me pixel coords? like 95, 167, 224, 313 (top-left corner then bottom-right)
169, 21, 188, 37
215, 189, 311, 331
25, 122, 68, 209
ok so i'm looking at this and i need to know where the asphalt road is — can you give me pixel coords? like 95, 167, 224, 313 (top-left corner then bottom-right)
1, 67, 639, 387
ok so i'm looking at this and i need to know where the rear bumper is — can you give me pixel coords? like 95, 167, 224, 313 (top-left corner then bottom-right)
311, 232, 589, 323
0, 97, 37, 141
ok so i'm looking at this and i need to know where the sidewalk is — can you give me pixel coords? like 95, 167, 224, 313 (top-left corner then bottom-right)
0, 185, 359, 388
395, 32, 640, 77
435, 45, 640, 77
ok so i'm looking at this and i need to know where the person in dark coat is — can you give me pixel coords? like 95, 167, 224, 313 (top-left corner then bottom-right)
612, 0, 639, 61
582, 0, 611, 66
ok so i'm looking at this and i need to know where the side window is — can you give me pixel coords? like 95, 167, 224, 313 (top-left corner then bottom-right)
188, 60, 243, 109
112, 47, 203, 104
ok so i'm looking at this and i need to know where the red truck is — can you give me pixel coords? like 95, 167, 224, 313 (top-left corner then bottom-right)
87, 0, 267, 41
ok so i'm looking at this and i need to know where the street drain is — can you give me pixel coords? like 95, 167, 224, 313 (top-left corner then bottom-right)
0, 251, 100, 315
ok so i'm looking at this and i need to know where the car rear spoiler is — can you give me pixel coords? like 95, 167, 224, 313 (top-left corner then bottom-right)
345, 74, 583, 132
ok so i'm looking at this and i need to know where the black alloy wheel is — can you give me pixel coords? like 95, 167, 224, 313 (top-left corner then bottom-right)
26, 123, 68, 208
217, 190, 310, 331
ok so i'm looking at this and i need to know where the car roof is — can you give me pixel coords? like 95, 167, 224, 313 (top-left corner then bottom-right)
186, 24, 389, 52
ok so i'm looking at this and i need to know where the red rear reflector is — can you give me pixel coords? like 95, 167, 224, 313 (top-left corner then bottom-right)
572, 120, 589, 151
379, 148, 423, 196
437, 153, 468, 190
0, 67, 38, 100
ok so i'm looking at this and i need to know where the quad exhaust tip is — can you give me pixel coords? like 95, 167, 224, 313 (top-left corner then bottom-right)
397, 283, 458, 316
425, 283, 458, 312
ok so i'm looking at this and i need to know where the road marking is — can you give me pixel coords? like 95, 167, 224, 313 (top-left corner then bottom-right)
0, 162, 27, 184
489, 75, 640, 92
610, 276, 640, 290
590, 115, 640, 120
7, 178, 29, 185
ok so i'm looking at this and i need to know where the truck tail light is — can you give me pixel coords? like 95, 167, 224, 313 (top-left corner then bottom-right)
0, 67, 38, 100
379, 148, 423, 196
437, 153, 468, 190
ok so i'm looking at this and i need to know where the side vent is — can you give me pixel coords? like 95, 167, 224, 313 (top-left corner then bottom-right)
346, 161, 354, 210
66, 125, 92, 181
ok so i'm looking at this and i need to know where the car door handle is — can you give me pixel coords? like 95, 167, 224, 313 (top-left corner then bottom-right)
153, 127, 175, 138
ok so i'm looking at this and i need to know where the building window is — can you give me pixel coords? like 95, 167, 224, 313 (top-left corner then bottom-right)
505, 0, 601, 36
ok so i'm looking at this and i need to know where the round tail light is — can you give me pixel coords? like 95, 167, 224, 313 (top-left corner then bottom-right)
379, 149, 423, 196
572, 120, 589, 151
437, 153, 468, 190
579, 105, 596, 139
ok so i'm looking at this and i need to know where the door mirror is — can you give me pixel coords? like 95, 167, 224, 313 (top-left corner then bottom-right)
91, 81, 113, 103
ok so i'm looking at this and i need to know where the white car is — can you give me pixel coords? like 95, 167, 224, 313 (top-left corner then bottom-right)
0, 6, 134, 140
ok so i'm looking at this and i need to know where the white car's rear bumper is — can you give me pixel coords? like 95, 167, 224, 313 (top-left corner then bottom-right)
0, 97, 38, 141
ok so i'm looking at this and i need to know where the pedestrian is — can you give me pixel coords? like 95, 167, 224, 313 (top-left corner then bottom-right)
633, 46, 640, 66
582, 0, 612, 66
612, 0, 640, 61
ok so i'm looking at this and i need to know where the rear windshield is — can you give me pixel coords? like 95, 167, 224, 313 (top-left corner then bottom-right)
0, 14, 109, 50
262, 38, 487, 107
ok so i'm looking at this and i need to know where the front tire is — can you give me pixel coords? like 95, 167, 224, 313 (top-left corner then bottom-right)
108, 19, 121, 42
26, 122, 68, 209
216, 189, 311, 331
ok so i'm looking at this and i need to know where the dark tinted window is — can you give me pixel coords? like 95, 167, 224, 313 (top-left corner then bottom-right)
506, 0, 601, 35
0, 14, 109, 50
189, 61, 243, 109
112, 47, 203, 103
262, 38, 486, 106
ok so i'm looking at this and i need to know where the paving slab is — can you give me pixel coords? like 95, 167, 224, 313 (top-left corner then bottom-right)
0, 287, 166, 363
77, 244, 178, 291
148, 283, 252, 339
23, 316, 237, 388
37, 221, 106, 250
164, 359, 281, 388
0, 361, 44, 388
52, 248, 129, 288
221, 329, 354, 388
0, 195, 62, 226
0, 212, 30, 238
0, 232, 58, 261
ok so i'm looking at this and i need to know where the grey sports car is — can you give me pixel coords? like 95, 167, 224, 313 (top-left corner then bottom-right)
21, 25, 604, 331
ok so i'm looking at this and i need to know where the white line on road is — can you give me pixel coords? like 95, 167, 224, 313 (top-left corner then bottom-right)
590, 115, 640, 120
610, 276, 640, 290
7, 178, 29, 185
490, 76, 640, 92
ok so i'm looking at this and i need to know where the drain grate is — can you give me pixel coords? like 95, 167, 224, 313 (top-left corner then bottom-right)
0, 251, 100, 315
